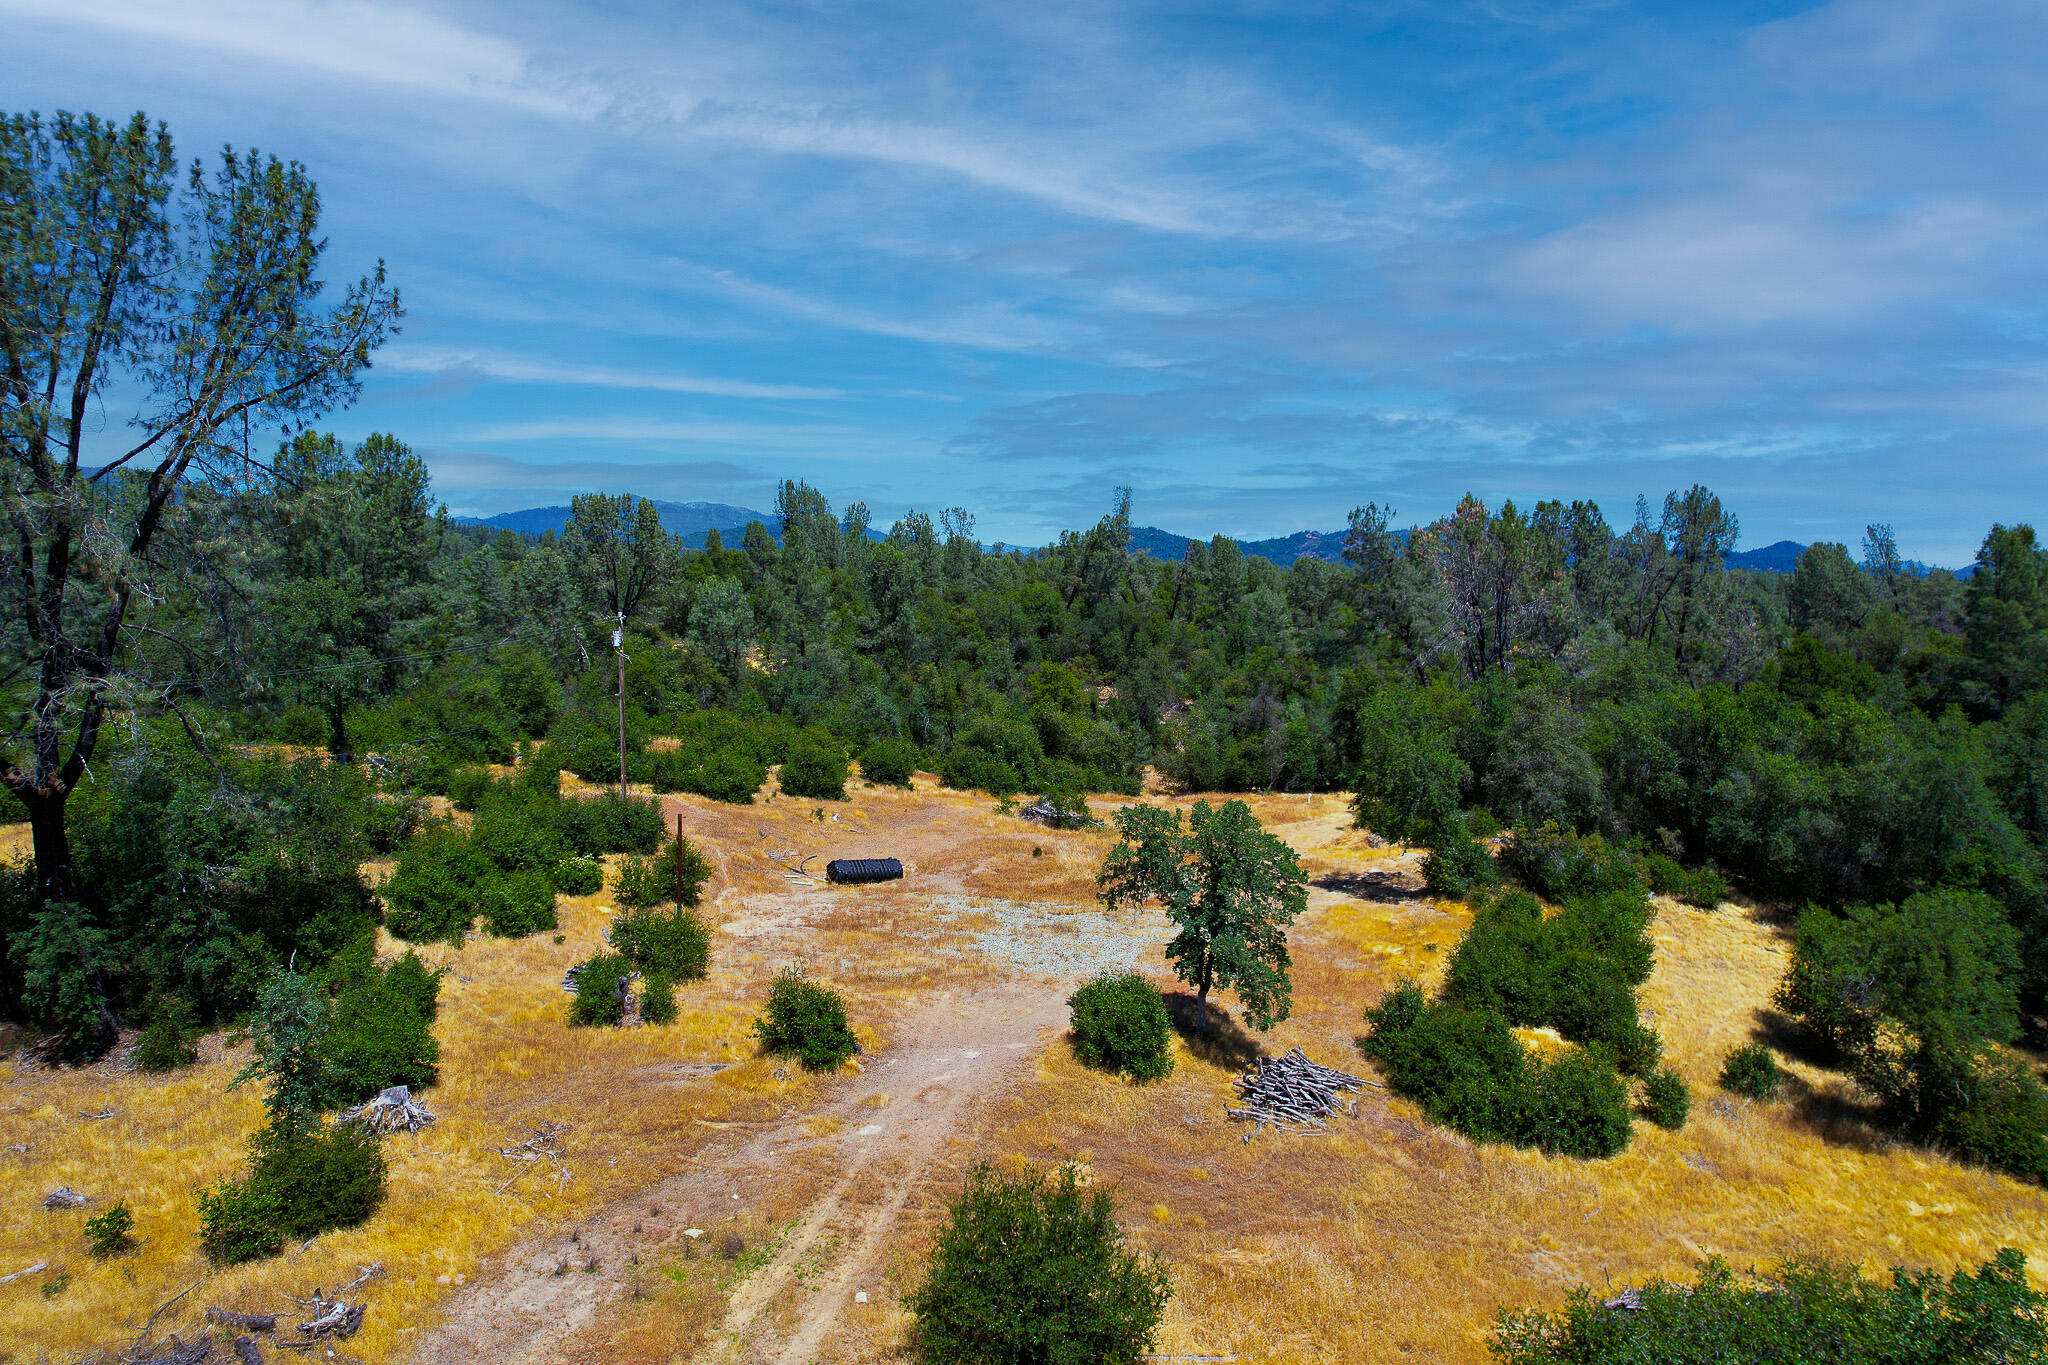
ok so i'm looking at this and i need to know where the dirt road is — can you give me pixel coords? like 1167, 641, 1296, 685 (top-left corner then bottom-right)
411, 981, 1069, 1365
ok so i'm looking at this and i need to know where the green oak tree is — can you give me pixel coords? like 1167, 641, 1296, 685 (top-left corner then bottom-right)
1097, 798, 1306, 1035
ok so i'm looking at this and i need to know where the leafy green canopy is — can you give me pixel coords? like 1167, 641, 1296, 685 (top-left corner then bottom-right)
1067, 972, 1174, 1083
908, 1162, 1171, 1365
1492, 1249, 2045, 1365
1097, 799, 1306, 1034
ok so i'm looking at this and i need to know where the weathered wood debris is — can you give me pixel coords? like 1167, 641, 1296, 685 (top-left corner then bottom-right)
1227, 1048, 1372, 1139
43, 1185, 89, 1208
340, 1085, 435, 1134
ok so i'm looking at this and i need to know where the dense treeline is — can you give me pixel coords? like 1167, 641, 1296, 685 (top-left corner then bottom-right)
7, 450, 2048, 1049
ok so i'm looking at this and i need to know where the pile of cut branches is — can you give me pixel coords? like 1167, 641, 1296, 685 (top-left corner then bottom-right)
1227, 1047, 1372, 1139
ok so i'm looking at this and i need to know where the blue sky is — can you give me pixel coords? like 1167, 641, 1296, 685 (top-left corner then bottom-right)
4, 0, 2043, 563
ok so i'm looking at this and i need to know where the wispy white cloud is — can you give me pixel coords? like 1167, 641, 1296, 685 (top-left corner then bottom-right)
380, 345, 843, 400
0, 0, 584, 115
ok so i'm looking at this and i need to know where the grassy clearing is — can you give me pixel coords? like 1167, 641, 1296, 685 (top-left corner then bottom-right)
5, 784, 2045, 1363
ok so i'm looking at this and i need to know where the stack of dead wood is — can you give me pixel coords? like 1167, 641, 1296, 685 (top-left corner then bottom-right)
339, 1085, 435, 1134
1226, 1047, 1372, 1139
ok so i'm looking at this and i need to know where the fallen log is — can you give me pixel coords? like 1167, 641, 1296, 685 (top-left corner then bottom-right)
233, 1336, 265, 1365
207, 1308, 278, 1333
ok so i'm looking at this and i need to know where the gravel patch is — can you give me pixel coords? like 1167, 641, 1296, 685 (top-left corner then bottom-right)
928, 895, 1169, 980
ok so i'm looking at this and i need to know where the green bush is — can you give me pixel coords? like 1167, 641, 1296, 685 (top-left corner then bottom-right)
199, 1121, 386, 1264
360, 796, 420, 855
1423, 823, 1502, 899
780, 739, 849, 800
557, 792, 665, 855
277, 705, 328, 746
612, 836, 711, 910
470, 795, 568, 872
1503, 823, 1643, 903
1677, 867, 1729, 909
84, 1201, 134, 1257
1642, 1067, 1690, 1130
322, 957, 441, 1105
1068, 972, 1174, 1083
694, 749, 766, 804
859, 737, 918, 787
754, 967, 858, 1071
1491, 1248, 2046, 1365
133, 996, 200, 1073
611, 907, 711, 982
1896, 1044, 2048, 1187
380, 826, 487, 943
1362, 983, 1532, 1145
908, 1162, 1171, 1365
1522, 1049, 1634, 1159
478, 870, 558, 938
1718, 1043, 1783, 1101
446, 765, 496, 811
639, 974, 677, 1025
1361, 982, 1637, 1159
569, 952, 632, 1027
516, 746, 562, 795
551, 855, 604, 896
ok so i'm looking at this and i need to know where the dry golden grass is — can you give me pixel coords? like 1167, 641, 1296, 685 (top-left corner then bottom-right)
7, 782, 2048, 1365
870, 798, 2048, 1365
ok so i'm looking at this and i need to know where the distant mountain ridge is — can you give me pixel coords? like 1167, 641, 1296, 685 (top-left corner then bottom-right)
458, 504, 1966, 574
455, 500, 775, 538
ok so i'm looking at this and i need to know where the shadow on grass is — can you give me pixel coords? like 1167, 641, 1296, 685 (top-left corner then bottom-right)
1748, 1008, 1847, 1071
1162, 990, 1265, 1071
1312, 870, 1425, 904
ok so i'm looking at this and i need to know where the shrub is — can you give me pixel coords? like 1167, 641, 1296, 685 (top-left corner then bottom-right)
199, 1121, 386, 1264
1718, 1043, 1783, 1101
360, 796, 420, 855
611, 906, 711, 981
695, 748, 766, 804
754, 967, 858, 1071
1491, 1248, 2046, 1365
859, 737, 918, 787
551, 855, 604, 896
478, 870, 558, 938
780, 739, 849, 800
1068, 972, 1174, 1083
1677, 867, 1729, 909
1423, 823, 1502, 899
84, 1201, 134, 1257
516, 746, 562, 795
569, 952, 632, 1027
1897, 1043, 2048, 1187
557, 792, 665, 856
323, 962, 440, 1104
1362, 984, 1532, 1145
446, 765, 496, 811
381, 827, 487, 943
1503, 823, 1643, 903
639, 974, 677, 1025
197, 1174, 285, 1264
1362, 982, 1638, 1159
1642, 1067, 1690, 1130
277, 705, 327, 746
908, 1162, 1171, 1365
133, 996, 200, 1073
470, 796, 568, 872
1522, 1048, 1634, 1159
612, 836, 711, 910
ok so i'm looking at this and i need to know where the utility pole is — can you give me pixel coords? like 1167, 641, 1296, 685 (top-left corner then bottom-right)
614, 611, 627, 800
